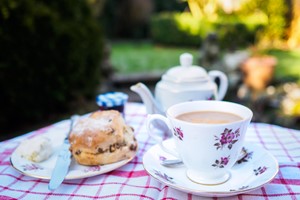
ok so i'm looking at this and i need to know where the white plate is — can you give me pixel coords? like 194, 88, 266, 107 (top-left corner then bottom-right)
10, 129, 137, 180
143, 139, 278, 197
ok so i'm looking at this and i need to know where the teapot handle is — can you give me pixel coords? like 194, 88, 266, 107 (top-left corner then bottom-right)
208, 70, 228, 100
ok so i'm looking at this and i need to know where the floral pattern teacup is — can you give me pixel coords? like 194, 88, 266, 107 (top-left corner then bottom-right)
147, 100, 252, 185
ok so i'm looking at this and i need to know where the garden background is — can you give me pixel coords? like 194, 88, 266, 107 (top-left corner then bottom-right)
1, 0, 300, 141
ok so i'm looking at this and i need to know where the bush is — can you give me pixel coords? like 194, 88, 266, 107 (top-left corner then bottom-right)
150, 12, 264, 49
0, 0, 103, 131
153, 0, 187, 12
238, 0, 288, 47
150, 12, 202, 47
214, 22, 262, 49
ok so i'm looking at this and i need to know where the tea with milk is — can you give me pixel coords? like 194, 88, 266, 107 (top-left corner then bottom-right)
176, 111, 243, 124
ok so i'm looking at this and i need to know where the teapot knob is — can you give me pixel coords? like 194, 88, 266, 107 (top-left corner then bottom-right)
180, 53, 193, 67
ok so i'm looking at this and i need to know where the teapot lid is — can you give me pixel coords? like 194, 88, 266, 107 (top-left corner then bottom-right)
162, 53, 208, 83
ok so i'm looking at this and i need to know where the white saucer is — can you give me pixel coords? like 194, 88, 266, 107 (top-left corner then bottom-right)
143, 139, 278, 197
10, 129, 137, 180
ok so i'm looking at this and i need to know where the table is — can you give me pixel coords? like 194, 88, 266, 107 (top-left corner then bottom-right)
0, 102, 300, 200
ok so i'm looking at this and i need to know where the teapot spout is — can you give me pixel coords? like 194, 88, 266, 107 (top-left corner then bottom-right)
130, 82, 164, 115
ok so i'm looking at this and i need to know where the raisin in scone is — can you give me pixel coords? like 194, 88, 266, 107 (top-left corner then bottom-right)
69, 110, 137, 165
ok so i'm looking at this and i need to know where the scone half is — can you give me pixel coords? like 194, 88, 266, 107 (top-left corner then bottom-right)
69, 110, 138, 166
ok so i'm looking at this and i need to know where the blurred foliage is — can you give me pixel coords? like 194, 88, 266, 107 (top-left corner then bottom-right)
214, 16, 265, 49
288, 0, 300, 48
150, 12, 264, 48
100, 0, 187, 39
238, 0, 289, 48
153, 0, 187, 12
150, 0, 289, 49
187, 0, 219, 19
98, 0, 290, 47
281, 83, 300, 117
150, 12, 202, 47
0, 0, 103, 132
101, 0, 154, 39
236, 82, 300, 130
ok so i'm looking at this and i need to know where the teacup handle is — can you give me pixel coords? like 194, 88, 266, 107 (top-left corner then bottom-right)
208, 70, 228, 100
147, 114, 180, 158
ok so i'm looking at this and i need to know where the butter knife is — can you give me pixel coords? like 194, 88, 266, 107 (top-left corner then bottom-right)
48, 115, 79, 190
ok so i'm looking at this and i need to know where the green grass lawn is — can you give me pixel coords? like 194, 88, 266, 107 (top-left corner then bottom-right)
111, 41, 300, 83
110, 41, 199, 74
267, 49, 300, 82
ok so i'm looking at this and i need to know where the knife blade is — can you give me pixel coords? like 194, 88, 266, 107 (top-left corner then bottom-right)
48, 115, 79, 190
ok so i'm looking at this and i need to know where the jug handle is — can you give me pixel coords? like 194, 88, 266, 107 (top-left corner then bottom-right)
208, 70, 228, 100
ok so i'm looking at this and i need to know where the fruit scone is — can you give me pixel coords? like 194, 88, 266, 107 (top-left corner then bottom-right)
69, 110, 137, 165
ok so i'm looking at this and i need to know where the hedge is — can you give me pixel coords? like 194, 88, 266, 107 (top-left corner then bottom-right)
150, 12, 265, 49
0, 0, 103, 132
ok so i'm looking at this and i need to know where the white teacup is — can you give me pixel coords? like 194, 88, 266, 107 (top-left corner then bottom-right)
147, 100, 253, 185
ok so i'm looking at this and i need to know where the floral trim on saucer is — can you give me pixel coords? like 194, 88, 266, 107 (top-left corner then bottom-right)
254, 166, 268, 175
236, 148, 253, 164
229, 166, 268, 192
214, 128, 241, 150
153, 169, 175, 184
21, 163, 43, 171
143, 139, 279, 197
230, 185, 250, 192
83, 166, 101, 173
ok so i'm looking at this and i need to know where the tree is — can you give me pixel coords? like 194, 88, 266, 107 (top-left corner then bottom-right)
288, 0, 300, 48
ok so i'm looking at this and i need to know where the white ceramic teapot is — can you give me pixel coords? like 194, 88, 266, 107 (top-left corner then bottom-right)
130, 53, 228, 115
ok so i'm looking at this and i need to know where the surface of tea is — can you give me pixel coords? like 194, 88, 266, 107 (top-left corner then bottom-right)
176, 111, 243, 124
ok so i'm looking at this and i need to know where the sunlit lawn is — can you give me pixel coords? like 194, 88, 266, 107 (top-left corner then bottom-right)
267, 49, 300, 82
111, 41, 300, 83
110, 41, 198, 74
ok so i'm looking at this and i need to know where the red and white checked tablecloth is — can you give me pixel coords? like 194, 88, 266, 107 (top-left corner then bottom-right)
0, 102, 300, 200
